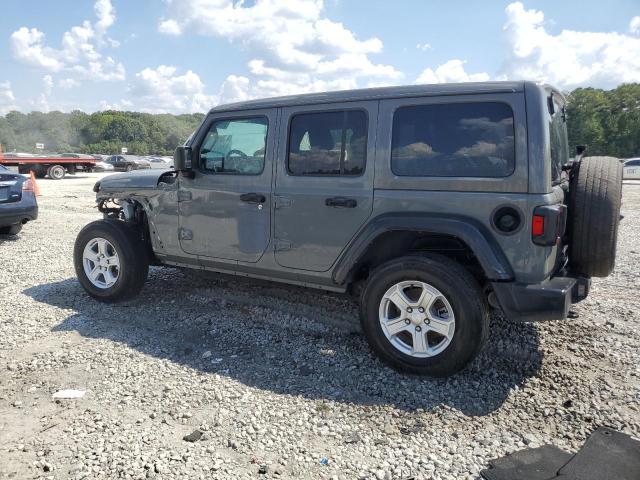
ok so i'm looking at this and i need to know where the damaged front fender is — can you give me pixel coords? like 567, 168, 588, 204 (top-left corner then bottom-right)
95, 169, 177, 194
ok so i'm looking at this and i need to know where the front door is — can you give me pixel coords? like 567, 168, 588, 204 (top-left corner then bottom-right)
273, 102, 377, 272
178, 110, 275, 263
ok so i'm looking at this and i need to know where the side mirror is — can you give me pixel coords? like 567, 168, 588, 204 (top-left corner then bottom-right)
174, 146, 192, 172
576, 145, 587, 156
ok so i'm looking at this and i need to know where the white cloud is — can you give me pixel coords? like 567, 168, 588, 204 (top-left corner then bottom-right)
9, 0, 124, 82
128, 65, 217, 113
416, 59, 490, 84
0, 81, 18, 115
158, 0, 400, 96
94, 0, 115, 39
99, 99, 133, 110
631, 16, 640, 34
58, 78, 80, 89
10, 28, 64, 71
501, 2, 640, 89
416, 43, 431, 51
43, 75, 53, 95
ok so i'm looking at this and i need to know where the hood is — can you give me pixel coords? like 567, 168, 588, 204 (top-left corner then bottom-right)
95, 169, 176, 193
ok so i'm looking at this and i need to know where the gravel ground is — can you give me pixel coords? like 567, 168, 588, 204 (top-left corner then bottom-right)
1, 173, 639, 480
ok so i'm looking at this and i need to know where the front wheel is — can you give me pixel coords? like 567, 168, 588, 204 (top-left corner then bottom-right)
125, 164, 133, 172
360, 255, 488, 376
74, 220, 149, 302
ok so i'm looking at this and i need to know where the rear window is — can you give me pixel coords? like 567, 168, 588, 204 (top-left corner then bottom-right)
391, 102, 515, 177
549, 96, 569, 183
288, 110, 367, 176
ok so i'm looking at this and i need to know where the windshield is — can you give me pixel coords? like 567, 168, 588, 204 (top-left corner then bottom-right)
549, 96, 569, 184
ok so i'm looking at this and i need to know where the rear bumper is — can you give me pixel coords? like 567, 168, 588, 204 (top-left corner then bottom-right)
492, 275, 590, 322
0, 195, 38, 226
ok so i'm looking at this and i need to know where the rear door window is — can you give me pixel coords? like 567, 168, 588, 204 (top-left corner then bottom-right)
391, 102, 515, 177
288, 110, 367, 176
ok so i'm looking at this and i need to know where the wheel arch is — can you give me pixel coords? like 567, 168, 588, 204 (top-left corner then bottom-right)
332, 213, 514, 287
97, 195, 160, 264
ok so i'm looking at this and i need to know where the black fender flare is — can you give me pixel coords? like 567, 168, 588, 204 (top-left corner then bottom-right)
332, 213, 514, 284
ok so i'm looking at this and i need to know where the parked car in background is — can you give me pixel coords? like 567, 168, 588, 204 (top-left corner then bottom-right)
0, 164, 38, 235
623, 158, 640, 179
93, 161, 115, 172
147, 156, 174, 169
104, 155, 151, 172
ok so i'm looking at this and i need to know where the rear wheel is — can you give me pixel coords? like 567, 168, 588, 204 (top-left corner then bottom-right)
47, 164, 66, 180
360, 254, 488, 376
0, 223, 23, 235
569, 156, 623, 277
125, 164, 133, 172
74, 220, 149, 302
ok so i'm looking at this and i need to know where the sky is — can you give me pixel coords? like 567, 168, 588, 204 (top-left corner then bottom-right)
0, 0, 639, 114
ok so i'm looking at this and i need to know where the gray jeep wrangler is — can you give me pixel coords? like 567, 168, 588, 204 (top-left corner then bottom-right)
74, 81, 623, 376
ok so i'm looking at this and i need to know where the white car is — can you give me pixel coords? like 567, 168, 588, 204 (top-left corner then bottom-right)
623, 158, 640, 179
93, 161, 115, 172
147, 156, 174, 169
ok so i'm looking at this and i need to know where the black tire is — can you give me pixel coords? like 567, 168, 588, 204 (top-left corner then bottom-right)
125, 164, 133, 172
360, 254, 488, 376
47, 164, 66, 180
74, 220, 149, 302
0, 223, 23, 235
569, 156, 623, 277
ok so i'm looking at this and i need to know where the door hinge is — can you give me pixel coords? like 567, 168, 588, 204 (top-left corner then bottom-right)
274, 195, 291, 209
274, 239, 292, 251
178, 228, 193, 240
177, 190, 192, 202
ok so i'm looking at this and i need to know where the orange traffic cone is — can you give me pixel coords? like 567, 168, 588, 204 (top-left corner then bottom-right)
29, 171, 41, 197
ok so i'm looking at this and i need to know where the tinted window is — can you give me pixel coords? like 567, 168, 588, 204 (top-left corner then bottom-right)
626, 159, 640, 166
288, 110, 367, 176
200, 117, 267, 175
391, 102, 515, 177
549, 97, 569, 183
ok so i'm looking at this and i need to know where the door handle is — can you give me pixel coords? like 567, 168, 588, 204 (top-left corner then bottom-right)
325, 196, 357, 208
240, 192, 266, 204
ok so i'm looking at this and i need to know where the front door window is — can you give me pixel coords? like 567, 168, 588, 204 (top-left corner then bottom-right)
200, 117, 267, 175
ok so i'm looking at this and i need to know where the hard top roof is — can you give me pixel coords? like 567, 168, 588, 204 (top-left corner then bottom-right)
209, 81, 533, 113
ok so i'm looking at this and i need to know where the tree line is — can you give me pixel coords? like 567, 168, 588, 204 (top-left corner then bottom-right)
0, 110, 204, 156
1, 83, 639, 158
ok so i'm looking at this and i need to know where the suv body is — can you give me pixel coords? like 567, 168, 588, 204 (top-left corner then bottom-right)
75, 81, 622, 375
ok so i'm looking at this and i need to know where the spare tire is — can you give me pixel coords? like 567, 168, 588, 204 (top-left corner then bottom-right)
569, 156, 623, 277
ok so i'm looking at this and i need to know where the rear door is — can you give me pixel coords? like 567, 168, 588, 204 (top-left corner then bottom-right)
273, 101, 377, 272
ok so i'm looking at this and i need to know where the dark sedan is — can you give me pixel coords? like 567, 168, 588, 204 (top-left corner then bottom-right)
0, 165, 38, 235
104, 155, 151, 172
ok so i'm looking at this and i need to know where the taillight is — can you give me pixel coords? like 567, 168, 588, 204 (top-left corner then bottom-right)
532, 205, 567, 246
532, 215, 545, 236
22, 179, 34, 191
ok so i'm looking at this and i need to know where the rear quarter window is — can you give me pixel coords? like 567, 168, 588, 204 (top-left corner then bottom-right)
391, 102, 515, 177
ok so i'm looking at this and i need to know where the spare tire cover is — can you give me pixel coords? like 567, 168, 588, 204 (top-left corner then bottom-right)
569, 156, 623, 277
